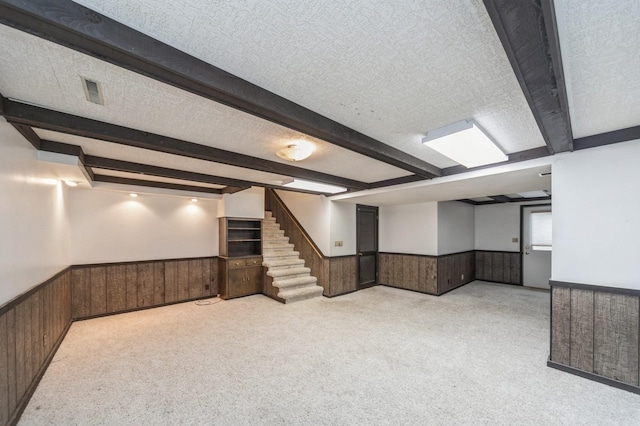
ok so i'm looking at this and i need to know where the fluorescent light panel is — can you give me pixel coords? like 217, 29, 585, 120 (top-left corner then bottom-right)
422, 120, 507, 168
282, 178, 347, 194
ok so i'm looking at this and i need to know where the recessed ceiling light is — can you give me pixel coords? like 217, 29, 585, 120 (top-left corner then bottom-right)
191, 198, 198, 203
64, 180, 78, 187
276, 141, 315, 162
422, 120, 507, 168
129, 193, 138, 198
281, 178, 346, 194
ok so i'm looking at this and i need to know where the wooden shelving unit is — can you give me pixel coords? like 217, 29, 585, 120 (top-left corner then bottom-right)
218, 217, 263, 299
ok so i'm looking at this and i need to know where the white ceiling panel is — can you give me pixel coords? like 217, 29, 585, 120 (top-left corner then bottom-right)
91, 168, 224, 190
555, 0, 640, 138
73, 0, 546, 159
0, 25, 409, 183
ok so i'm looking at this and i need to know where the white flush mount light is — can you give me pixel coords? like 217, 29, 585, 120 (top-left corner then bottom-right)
422, 120, 507, 168
64, 180, 78, 187
276, 141, 315, 162
129, 193, 138, 198
281, 178, 347, 194
191, 198, 198, 203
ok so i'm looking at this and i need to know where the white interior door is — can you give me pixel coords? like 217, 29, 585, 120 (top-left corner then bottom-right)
522, 205, 552, 289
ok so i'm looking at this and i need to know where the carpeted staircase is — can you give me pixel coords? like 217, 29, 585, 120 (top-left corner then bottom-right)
262, 211, 324, 303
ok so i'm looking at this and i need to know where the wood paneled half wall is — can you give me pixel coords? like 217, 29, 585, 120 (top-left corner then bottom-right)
549, 281, 640, 394
475, 251, 521, 285
71, 257, 219, 320
0, 269, 72, 425
379, 251, 475, 296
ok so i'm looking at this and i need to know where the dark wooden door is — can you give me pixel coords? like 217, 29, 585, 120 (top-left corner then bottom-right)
357, 205, 378, 289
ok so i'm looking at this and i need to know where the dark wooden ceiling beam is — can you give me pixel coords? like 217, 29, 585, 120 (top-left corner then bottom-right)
483, 0, 573, 154
0, 0, 441, 179
574, 125, 640, 151
489, 195, 512, 203
2, 99, 369, 190
441, 146, 549, 177
92, 174, 222, 194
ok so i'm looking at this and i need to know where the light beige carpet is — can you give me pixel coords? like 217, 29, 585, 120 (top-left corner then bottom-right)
20, 282, 640, 425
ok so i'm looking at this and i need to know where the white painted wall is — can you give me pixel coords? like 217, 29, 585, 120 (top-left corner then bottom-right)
0, 120, 71, 305
438, 201, 474, 255
275, 190, 331, 255
218, 186, 264, 219
379, 202, 438, 255
552, 140, 640, 289
330, 201, 356, 256
69, 188, 219, 264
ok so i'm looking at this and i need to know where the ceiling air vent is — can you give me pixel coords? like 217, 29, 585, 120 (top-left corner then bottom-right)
82, 77, 104, 105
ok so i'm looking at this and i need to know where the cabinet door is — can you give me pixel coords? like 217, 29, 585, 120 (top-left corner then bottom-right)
227, 268, 248, 298
246, 266, 263, 294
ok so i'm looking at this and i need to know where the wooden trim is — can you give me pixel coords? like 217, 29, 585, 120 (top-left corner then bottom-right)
8, 320, 72, 425
356, 204, 379, 289
547, 359, 640, 395
11, 123, 41, 150
93, 174, 222, 194
0, 0, 441, 178
520, 203, 552, 285
475, 250, 520, 255
73, 255, 218, 268
2, 99, 369, 190
550, 280, 640, 298
574, 125, 640, 151
0, 267, 71, 317
72, 294, 218, 322
368, 175, 426, 189
482, 0, 573, 154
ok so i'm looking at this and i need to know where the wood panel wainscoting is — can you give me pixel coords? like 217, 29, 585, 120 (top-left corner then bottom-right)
475, 250, 521, 285
265, 189, 357, 297
71, 257, 219, 320
549, 281, 640, 394
0, 268, 72, 425
379, 251, 475, 296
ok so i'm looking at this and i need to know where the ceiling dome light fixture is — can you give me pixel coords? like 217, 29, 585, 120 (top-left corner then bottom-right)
129, 193, 138, 198
276, 143, 315, 162
64, 180, 78, 187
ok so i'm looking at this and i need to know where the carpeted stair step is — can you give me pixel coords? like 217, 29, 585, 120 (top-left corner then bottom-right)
263, 237, 290, 246
267, 267, 311, 280
263, 252, 300, 261
273, 275, 318, 291
278, 285, 324, 304
262, 258, 306, 269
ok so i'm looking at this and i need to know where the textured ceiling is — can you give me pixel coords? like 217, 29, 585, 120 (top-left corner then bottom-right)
73, 0, 546, 160
555, 0, 640, 138
0, 25, 409, 183
34, 130, 289, 186
331, 162, 553, 206
91, 168, 225, 190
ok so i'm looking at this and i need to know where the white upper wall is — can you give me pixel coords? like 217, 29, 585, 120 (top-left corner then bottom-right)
474, 203, 522, 251
379, 202, 438, 255
0, 120, 71, 305
438, 201, 474, 255
274, 190, 332, 255
69, 188, 219, 265
218, 186, 264, 219
330, 201, 356, 256
552, 140, 640, 289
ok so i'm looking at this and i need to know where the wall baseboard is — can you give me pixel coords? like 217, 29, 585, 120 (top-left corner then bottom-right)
547, 359, 640, 395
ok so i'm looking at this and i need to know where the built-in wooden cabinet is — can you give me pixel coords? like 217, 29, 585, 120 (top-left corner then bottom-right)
218, 217, 263, 299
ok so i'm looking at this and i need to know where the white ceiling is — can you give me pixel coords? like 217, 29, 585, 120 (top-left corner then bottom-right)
555, 0, 640, 138
73, 0, 546, 159
2, 1, 635, 204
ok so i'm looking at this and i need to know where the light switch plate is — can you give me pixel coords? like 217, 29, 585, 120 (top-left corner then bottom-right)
512, 237, 518, 243
334, 240, 343, 247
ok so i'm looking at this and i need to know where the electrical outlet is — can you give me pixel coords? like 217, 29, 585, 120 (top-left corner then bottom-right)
461, 274, 464, 280
205, 284, 210, 290
512, 237, 518, 243
43, 334, 47, 347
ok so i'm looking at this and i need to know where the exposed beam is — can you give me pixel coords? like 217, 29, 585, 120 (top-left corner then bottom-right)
221, 186, 249, 195
483, 0, 573, 154
93, 174, 222, 194
441, 146, 549, 176
574, 125, 640, 151
489, 195, 512, 203
11, 123, 41, 149
368, 174, 426, 189
473, 195, 552, 206
2, 99, 369, 190
0, 0, 441, 179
